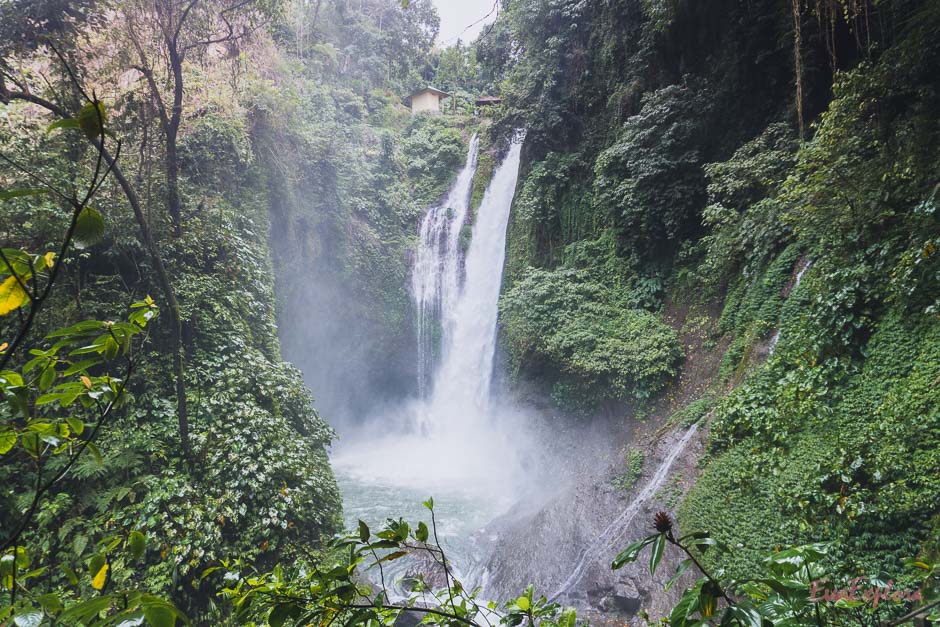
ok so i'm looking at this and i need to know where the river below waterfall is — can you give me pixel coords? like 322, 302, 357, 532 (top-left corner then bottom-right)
333, 467, 511, 592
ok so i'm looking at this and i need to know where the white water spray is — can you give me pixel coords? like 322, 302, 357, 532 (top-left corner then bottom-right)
549, 424, 701, 602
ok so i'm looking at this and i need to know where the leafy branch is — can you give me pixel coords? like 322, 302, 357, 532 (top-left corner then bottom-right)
613, 512, 940, 626
210, 498, 575, 626
0, 92, 117, 371
1, 47, 193, 460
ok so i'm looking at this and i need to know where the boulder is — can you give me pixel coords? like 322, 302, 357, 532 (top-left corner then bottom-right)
601, 580, 643, 614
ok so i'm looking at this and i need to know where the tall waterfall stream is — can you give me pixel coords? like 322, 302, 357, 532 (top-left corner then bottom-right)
332, 136, 527, 588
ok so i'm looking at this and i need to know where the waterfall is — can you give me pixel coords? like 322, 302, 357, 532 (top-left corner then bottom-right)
768, 258, 813, 354
549, 424, 701, 602
331, 134, 527, 593
414, 136, 525, 431
333, 134, 526, 498
412, 136, 480, 399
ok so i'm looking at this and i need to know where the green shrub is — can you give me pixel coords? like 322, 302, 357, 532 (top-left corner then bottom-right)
500, 267, 682, 410
612, 449, 645, 491
593, 84, 711, 260
401, 116, 468, 205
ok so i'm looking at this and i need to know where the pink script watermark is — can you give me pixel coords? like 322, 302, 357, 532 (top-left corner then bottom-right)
810, 578, 923, 608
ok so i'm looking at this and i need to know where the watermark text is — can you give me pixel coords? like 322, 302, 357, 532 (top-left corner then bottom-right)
810, 578, 922, 608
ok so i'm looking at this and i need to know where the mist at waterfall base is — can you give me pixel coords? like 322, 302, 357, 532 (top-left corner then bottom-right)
330, 137, 552, 586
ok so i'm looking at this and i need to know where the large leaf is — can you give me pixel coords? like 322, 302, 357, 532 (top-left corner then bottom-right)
612, 534, 657, 569
0, 429, 15, 454
57, 596, 113, 622
670, 579, 705, 627
724, 602, 763, 627
38, 364, 56, 389
91, 563, 109, 590
66, 416, 84, 436
13, 609, 43, 627
416, 521, 429, 543
140, 594, 187, 627
0, 275, 30, 316
47, 320, 106, 338
665, 558, 693, 591
36, 389, 83, 407
268, 603, 299, 627
47, 118, 80, 133
129, 531, 146, 560
63, 357, 103, 376
73, 207, 105, 249
143, 603, 177, 627
766, 543, 830, 575
114, 613, 147, 627
78, 101, 106, 139
649, 533, 666, 575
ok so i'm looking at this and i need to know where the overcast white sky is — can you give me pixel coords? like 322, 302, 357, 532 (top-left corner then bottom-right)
431, 0, 499, 47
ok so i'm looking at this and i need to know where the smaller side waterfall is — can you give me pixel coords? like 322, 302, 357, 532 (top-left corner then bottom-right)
549, 424, 701, 602
412, 136, 480, 399
768, 258, 813, 354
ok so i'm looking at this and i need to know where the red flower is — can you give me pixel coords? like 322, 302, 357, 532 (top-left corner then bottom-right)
654, 511, 673, 533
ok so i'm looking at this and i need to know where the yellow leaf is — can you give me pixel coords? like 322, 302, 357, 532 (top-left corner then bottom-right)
91, 563, 109, 590
0, 276, 29, 316
81, 376, 92, 389
516, 596, 530, 611
0, 342, 8, 353
702, 595, 716, 618
78, 101, 106, 140
43, 252, 55, 269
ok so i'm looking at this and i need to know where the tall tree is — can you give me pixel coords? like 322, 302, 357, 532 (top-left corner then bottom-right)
0, 1, 200, 458
123, 0, 277, 236
113, 0, 277, 458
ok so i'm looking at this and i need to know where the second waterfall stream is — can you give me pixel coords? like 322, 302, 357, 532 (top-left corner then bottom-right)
332, 134, 529, 585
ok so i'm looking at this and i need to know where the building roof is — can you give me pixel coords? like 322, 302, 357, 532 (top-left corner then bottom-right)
406, 86, 450, 103
476, 95, 503, 105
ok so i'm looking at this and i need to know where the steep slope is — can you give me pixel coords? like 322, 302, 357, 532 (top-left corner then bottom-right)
479, 0, 940, 619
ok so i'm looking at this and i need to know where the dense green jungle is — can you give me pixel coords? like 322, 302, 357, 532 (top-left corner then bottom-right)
0, 0, 938, 625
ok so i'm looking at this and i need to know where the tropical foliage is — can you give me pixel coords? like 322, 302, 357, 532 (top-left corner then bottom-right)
484, 0, 940, 617
2, 0, 940, 624
500, 267, 681, 412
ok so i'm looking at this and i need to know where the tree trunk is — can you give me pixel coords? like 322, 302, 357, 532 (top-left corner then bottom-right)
108, 153, 191, 461
792, 0, 805, 140
165, 39, 185, 236
0, 90, 192, 460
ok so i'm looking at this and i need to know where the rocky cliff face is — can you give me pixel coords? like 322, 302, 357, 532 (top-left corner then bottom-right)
483, 299, 727, 622
483, 0, 940, 616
